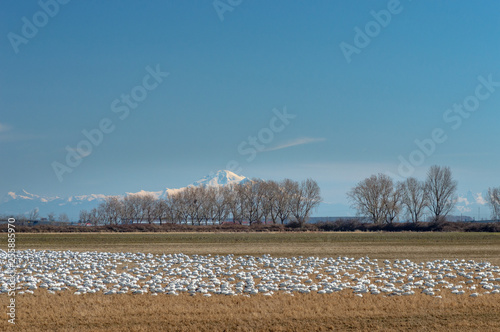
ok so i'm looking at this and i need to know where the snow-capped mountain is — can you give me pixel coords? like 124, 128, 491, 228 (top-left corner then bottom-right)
6, 190, 61, 203
125, 170, 250, 198
191, 170, 250, 187
0, 170, 249, 221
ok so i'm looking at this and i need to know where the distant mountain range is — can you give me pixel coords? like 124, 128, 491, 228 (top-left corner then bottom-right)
0, 170, 491, 222
0, 170, 249, 221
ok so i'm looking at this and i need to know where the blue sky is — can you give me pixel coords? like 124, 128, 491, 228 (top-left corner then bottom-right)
1, 0, 500, 217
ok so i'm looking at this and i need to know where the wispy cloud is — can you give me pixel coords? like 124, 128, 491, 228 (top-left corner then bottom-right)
264, 137, 326, 152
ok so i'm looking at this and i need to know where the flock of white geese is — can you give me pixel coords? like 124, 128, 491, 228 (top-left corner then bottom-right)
1, 250, 499, 298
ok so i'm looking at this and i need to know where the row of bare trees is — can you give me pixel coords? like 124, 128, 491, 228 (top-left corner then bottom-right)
79, 179, 322, 226
4, 208, 70, 223
347, 165, 458, 224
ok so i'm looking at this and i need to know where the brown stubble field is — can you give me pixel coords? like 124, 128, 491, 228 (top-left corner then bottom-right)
2, 291, 500, 331
2, 232, 500, 331
11, 232, 500, 265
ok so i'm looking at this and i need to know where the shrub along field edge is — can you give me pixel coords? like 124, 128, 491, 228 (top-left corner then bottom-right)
5, 219, 500, 233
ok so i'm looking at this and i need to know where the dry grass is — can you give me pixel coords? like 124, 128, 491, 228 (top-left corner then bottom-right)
2, 232, 500, 331
1, 292, 500, 331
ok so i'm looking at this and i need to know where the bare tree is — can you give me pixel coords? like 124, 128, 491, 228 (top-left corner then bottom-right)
139, 194, 157, 224
487, 187, 500, 221
47, 212, 56, 222
184, 187, 204, 225
261, 180, 280, 224
16, 214, 28, 225
202, 187, 218, 225
347, 174, 394, 224
79, 210, 89, 224
101, 196, 123, 225
58, 213, 70, 223
227, 183, 246, 224
155, 198, 170, 225
164, 195, 180, 224
212, 186, 230, 224
88, 207, 104, 226
242, 180, 266, 225
28, 208, 39, 221
384, 181, 404, 224
290, 179, 322, 226
275, 179, 294, 224
123, 195, 143, 224
88, 208, 97, 226
425, 165, 457, 221
401, 177, 428, 223
170, 191, 190, 224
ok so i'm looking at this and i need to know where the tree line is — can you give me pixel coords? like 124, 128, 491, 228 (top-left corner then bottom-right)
348, 165, 500, 223
2, 208, 70, 224
8, 165, 499, 225
79, 179, 322, 226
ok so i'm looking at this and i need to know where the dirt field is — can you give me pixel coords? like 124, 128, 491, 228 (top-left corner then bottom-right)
2, 232, 500, 331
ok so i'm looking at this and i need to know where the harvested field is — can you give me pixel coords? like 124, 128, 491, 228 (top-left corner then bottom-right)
2, 292, 500, 331
14, 232, 500, 265
2, 232, 500, 331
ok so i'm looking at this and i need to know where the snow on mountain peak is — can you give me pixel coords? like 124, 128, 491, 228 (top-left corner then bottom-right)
125, 190, 164, 199
191, 170, 248, 187
71, 194, 108, 202
1, 170, 249, 220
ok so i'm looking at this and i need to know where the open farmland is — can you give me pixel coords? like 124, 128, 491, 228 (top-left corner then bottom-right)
13, 232, 500, 265
2, 232, 500, 331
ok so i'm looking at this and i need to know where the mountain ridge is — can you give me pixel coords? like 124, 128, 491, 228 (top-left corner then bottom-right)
0, 170, 249, 220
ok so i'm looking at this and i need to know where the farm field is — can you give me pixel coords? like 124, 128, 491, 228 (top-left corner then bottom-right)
13, 232, 500, 265
2, 232, 500, 331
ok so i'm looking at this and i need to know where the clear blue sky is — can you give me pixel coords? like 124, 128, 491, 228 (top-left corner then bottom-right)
1, 1, 500, 216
